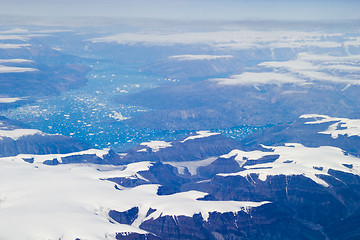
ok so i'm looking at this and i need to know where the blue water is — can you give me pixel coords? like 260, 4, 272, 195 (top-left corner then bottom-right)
1, 59, 262, 152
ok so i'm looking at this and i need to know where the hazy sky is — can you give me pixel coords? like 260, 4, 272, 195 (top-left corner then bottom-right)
0, 0, 359, 21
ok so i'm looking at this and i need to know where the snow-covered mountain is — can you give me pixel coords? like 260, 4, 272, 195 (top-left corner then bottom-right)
0, 114, 359, 239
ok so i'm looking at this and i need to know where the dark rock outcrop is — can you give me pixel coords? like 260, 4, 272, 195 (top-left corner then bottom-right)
121, 134, 244, 164
241, 116, 360, 157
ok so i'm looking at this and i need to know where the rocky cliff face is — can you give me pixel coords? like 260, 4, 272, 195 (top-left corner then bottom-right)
0, 116, 92, 157
121, 132, 244, 164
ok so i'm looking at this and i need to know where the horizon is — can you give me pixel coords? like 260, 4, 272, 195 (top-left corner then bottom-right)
0, 0, 359, 23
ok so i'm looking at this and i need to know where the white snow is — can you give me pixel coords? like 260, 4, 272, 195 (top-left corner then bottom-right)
0, 97, 22, 103
0, 159, 146, 240
0, 35, 27, 40
32, 29, 73, 34
0, 43, 30, 49
344, 37, 360, 47
259, 60, 319, 71
137, 148, 147, 152
325, 64, 360, 72
219, 143, 360, 187
213, 72, 304, 86
301, 114, 360, 139
0, 59, 33, 64
103, 161, 152, 181
3, 148, 111, 164
181, 131, 220, 143
297, 70, 348, 83
298, 52, 360, 62
0, 129, 44, 141
140, 141, 172, 152
0, 157, 268, 240
214, 52, 360, 86
131, 186, 269, 225
90, 30, 340, 50
267, 40, 341, 49
259, 56, 360, 84
0, 65, 38, 73
165, 157, 218, 175
169, 55, 233, 61
0, 28, 29, 34
221, 150, 271, 167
